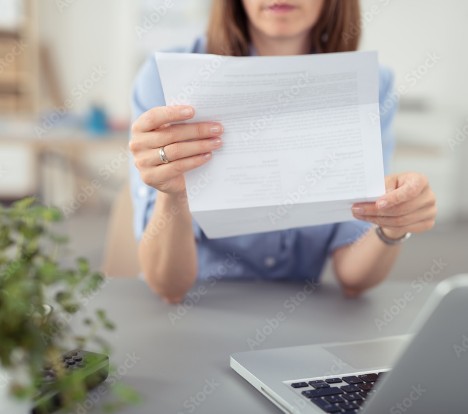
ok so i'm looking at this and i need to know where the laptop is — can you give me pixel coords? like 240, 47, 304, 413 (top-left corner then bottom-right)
230, 274, 468, 413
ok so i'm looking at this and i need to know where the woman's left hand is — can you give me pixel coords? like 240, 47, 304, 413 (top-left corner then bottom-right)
352, 173, 437, 239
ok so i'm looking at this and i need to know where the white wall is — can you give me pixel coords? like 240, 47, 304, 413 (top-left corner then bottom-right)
360, 0, 468, 114
137, 0, 211, 53
38, 0, 139, 120
37, 0, 211, 121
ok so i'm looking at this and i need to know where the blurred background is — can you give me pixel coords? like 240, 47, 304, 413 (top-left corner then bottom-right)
0, 0, 466, 281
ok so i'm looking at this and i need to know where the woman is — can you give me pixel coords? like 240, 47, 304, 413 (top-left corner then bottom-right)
129, 0, 437, 303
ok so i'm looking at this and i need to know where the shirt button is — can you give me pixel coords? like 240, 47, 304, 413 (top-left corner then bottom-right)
138, 186, 149, 198
264, 257, 276, 268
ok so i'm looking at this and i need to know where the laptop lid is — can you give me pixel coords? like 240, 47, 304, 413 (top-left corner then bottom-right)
362, 274, 468, 413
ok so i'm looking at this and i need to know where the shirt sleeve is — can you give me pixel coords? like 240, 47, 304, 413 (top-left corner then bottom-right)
129, 56, 202, 241
327, 66, 397, 253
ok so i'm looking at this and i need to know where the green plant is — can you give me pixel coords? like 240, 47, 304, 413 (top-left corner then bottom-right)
0, 198, 138, 411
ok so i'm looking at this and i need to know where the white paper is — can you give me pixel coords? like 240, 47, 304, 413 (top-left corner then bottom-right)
155, 51, 385, 238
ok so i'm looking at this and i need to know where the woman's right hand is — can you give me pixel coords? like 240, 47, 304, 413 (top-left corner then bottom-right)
129, 105, 223, 195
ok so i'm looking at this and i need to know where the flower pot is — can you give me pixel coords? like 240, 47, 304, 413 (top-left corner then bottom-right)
0, 364, 33, 414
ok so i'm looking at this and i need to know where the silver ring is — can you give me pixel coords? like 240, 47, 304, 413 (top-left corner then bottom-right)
159, 146, 170, 164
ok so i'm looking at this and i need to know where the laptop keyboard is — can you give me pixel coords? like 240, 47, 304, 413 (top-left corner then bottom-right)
288, 371, 387, 413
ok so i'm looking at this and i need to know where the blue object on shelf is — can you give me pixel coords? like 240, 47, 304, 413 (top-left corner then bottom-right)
86, 105, 109, 136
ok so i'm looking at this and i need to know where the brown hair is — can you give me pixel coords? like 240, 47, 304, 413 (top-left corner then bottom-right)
206, 0, 361, 56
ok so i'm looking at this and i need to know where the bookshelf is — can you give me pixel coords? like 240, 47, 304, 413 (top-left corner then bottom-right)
0, 0, 39, 115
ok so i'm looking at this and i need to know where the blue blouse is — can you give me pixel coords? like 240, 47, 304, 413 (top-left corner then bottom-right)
130, 37, 397, 282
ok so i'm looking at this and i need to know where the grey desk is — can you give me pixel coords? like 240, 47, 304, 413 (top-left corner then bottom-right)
80, 278, 438, 414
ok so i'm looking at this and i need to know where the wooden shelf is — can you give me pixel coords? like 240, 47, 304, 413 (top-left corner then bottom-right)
0, 73, 19, 86
0, 30, 21, 40
0, 0, 38, 116
0, 95, 17, 111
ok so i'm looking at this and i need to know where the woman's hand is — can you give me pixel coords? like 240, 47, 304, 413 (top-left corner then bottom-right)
352, 173, 437, 239
129, 105, 223, 195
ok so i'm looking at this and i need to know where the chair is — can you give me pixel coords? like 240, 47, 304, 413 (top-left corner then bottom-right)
102, 182, 140, 277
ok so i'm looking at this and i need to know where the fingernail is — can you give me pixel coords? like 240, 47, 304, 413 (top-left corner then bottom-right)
377, 200, 388, 209
212, 138, 222, 147
204, 153, 212, 159
352, 207, 364, 214
180, 107, 194, 117
210, 125, 223, 134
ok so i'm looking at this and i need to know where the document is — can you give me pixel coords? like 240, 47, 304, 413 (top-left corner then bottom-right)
155, 51, 384, 238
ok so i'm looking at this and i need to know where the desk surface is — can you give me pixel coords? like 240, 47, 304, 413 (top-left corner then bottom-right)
80, 278, 437, 414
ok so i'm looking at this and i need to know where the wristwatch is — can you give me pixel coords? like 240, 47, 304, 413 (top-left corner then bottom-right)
375, 226, 412, 245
